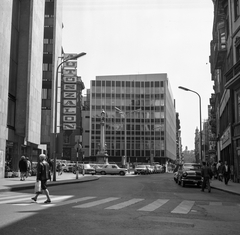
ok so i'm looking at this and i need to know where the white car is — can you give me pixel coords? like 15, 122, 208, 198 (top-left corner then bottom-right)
95, 164, 127, 176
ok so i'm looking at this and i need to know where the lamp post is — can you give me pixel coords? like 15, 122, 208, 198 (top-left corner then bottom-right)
52, 52, 86, 181
115, 107, 141, 169
178, 86, 203, 162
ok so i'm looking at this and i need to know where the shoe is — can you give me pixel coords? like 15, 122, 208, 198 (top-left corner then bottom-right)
208, 190, 211, 193
31, 197, 37, 202
44, 200, 51, 204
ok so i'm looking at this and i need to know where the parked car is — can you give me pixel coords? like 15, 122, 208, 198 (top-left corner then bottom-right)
95, 164, 127, 176
73, 164, 96, 175
177, 163, 202, 187
134, 165, 148, 175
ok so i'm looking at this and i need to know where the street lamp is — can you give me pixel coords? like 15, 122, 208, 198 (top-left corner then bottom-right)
178, 86, 203, 162
115, 107, 141, 168
52, 52, 86, 181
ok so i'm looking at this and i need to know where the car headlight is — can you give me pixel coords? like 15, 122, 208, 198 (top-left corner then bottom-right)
183, 172, 188, 177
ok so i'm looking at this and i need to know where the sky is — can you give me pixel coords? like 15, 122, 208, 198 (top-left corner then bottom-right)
61, 0, 214, 151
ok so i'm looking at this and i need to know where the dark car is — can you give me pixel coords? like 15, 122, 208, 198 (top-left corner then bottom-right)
177, 163, 202, 187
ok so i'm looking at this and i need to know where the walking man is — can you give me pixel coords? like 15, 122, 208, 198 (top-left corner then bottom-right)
201, 161, 213, 193
31, 154, 51, 203
222, 161, 231, 185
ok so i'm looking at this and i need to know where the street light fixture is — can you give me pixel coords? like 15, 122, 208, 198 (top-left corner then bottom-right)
178, 86, 203, 162
52, 52, 86, 181
115, 107, 141, 168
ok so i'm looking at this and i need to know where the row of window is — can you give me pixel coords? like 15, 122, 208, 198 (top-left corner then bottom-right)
90, 150, 165, 158
92, 93, 164, 98
92, 80, 164, 87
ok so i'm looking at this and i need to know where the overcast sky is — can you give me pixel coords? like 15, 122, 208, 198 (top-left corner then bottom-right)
62, 0, 214, 150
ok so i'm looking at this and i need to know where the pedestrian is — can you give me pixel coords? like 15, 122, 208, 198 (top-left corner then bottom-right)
222, 161, 231, 185
201, 161, 213, 193
19, 156, 28, 181
26, 157, 31, 178
57, 162, 62, 175
31, 153, 51, 203
217, 160, 223, 182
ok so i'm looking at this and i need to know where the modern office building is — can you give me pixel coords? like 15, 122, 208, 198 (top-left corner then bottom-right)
0, 0, 63, 178
85, 74, 176, 165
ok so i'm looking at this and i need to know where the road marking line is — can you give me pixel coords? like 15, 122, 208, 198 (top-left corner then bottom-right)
138, 199, 169, 211
171, 200, 195, 214
105, 198, 144, 210
74, 197, 119, 208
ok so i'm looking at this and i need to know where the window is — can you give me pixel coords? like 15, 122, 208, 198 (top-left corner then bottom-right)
235, 0, 240, 20
237, 92, 240, 122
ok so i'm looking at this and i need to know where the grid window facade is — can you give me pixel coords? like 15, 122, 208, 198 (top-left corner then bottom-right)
89, 74, 176, 164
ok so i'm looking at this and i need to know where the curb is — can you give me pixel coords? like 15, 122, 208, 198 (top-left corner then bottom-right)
0, 176, 99, 193
210, 186, 240, 196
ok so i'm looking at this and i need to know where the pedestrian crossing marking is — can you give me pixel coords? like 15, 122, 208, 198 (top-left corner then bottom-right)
138, 199, 169, 212
74, 197, 119, 208
171, 200, 195, 214
0, 193, 237, 215
105, 198, 144, 210
209, 202, 222, 206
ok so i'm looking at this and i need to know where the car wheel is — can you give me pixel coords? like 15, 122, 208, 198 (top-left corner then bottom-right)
119, 171, 125, 176
100, 171, 106, 175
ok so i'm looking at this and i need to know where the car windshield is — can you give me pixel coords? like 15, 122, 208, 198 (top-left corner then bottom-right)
183, 164, 201, 170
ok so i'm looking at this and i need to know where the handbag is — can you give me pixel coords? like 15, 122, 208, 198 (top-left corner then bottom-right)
34, 181, 42, 193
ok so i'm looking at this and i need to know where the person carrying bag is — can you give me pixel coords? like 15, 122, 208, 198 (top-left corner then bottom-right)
31, 154, 51, 203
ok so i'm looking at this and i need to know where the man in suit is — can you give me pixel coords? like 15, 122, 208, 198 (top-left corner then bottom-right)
222, 161, 231, 185
201, 161, 213, 193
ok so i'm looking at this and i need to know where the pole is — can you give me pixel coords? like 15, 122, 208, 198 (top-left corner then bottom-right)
76, 140, 79, 179
178, 86, 202, 162
124, 113, 127, 169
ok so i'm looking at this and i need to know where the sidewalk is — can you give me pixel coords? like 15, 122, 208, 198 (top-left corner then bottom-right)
0, 172, 99, 192
210, 178, 240, 196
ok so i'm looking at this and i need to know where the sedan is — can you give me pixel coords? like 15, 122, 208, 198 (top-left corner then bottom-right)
177, 163, 202, 187
134, 165, 148, 175
95, 164, 127, 176
73, 164, 96, 175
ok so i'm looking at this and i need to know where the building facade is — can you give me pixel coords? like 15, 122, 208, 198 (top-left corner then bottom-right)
209, 0, 240, 182
85, 74, 176, 165
0, 0, 63, 178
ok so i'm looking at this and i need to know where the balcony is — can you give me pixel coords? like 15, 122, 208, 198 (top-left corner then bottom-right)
210, 40, 226, 72
225, 59, 240, 89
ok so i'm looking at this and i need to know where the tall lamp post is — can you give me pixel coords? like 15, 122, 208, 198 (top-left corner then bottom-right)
52, 52, 86, 181
115, 107, 141, 168
178, 86, 203, 162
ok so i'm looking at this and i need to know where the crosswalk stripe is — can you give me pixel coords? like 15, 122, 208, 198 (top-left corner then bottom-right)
0, 194, 32, 201
209, 202, 222, 206
74, 197, 119, 208
0, 195, 45, 204
55, 196, 97, 207
171, 200, 195, 214
138, 199, 169, 212
105, 198, 144, 210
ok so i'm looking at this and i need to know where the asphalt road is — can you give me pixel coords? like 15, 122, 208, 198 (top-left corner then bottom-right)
0, 173, 239, 235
